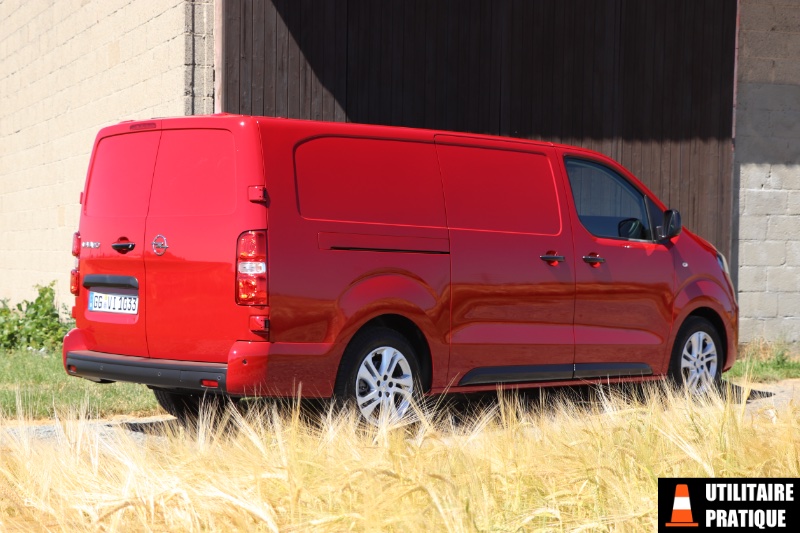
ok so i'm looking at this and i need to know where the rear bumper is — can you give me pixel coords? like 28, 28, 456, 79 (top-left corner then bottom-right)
66, 350, 228, 393
63, 328, 342, 398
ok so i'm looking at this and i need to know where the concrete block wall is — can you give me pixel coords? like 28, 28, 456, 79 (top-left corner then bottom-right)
736, 0, 800, 342
0, 0, 214, 308
188, 0, 215, 115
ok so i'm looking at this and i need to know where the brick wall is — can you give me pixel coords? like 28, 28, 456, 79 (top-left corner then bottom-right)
736, 0, 800, 342
0, 0, 214, 308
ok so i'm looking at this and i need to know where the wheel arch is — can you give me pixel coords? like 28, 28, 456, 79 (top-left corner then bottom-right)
337, 313, 434, 393
685, 307, 728, 369
667, 276, 738, 373
332, 271, 449, 391
664, 302, 736, 374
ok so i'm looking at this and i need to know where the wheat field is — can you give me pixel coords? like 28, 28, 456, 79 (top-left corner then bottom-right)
0, 381, 797, 532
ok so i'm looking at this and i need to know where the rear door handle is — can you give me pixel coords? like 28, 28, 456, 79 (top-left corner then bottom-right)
582, 255, 605, 265
111, 241, 135, 254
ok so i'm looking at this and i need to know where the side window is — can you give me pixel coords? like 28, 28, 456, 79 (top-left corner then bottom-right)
565, 158, 652, 241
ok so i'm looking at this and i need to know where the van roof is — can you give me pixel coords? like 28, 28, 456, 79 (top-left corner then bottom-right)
100, 114, 611, 161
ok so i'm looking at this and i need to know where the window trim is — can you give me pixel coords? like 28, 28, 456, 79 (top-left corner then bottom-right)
644, 195, 666, 243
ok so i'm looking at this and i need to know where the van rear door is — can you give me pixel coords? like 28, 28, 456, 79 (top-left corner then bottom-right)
143, 127, 258, 363
77, 129, 160, 357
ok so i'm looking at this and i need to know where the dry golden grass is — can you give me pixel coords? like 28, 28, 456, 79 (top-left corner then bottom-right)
0, 381, 797, 532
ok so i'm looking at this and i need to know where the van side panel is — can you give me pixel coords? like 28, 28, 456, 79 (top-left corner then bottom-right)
295, 136, 446, 227
261, 121, 451, 395
435, 137, 576, 385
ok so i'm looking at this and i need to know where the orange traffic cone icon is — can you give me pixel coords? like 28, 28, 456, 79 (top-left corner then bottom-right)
666, 484, 698, 527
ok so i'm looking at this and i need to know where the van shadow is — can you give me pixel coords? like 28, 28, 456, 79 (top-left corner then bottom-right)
721, 381, 774, 403
424, 380, 775, 426
119, 419, 177, 435
118, 381, 774, 436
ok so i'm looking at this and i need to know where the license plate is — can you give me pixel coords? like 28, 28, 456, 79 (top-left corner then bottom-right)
88, 292, 139, 315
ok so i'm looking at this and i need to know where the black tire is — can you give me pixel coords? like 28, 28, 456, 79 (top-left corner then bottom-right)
334, 327, 424, 424
668, 317, 723, 394
152, 389, 236, 425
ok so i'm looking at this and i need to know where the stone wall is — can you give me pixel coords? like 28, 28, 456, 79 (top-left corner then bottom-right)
735, 0, 800, 342
0, 0, 214, 308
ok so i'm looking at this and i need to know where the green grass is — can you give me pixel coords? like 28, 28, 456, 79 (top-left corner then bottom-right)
1, 338, 797, 420
727, 340, 800, 382
0, 348, 158, 418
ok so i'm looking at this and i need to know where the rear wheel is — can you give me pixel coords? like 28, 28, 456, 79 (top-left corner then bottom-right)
668, 317, 722, 394
334, 328, 423, 425
152, 389, 235, 425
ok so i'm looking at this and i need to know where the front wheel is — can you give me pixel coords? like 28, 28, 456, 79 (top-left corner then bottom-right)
334, 328, 423, 425
668, 317, 722, 394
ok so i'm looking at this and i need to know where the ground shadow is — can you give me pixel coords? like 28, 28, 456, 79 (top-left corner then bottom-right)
721, 381, 774, 403
119, 419, 176, 435
119, 380, 775, 435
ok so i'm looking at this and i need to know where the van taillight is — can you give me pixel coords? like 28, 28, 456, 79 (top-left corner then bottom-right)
236, 230, 267, 305
71, 232, 80, 296
70, 269, 80, 296
72, 232, 81, 257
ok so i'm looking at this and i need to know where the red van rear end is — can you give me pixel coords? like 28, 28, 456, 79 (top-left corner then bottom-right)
64, 117, 270, 394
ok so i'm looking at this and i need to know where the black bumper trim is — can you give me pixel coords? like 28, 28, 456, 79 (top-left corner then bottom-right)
66, 350, 227, 392
459, 364, 574, 386
573, 362, 652, 379
82, 274, 139, 290
458, 362, 653, 386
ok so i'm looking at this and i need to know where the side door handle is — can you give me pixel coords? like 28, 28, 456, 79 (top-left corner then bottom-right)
582, 254, 605, 266
540, 253, 566, 265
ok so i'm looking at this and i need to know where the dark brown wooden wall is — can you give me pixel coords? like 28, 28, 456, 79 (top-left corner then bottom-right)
223, 0, 737, 257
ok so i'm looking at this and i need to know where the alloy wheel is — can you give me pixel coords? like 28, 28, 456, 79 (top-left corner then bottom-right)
355, 346, 415, 424
680, 331, 719, 394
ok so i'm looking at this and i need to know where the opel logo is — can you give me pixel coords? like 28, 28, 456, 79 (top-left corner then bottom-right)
152, 234, 169, 256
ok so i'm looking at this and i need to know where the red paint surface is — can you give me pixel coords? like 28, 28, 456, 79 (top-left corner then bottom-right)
65, 115, 737, 398
559, 149, 675, 370
75, 128, 160, 357
436, 140, 575, 384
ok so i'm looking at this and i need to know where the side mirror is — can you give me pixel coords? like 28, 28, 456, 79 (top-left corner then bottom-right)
659, 209, 682, 240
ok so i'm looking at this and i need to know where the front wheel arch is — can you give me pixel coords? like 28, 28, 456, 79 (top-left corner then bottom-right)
664, 305, 731, 375
685, 308, 728, 370
668, 316, 723, 393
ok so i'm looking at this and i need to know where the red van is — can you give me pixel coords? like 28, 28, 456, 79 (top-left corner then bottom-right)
63, 115, 738, 423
